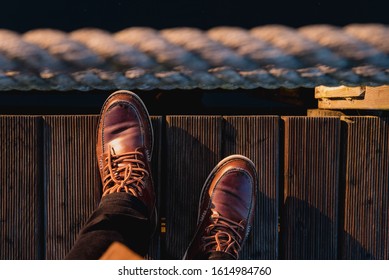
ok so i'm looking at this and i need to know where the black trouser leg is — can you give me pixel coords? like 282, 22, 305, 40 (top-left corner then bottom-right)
65, 192, 152, 260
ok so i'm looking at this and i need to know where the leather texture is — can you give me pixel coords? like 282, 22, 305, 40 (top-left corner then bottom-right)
184, 155, 257, 260
96, 90, 155, 218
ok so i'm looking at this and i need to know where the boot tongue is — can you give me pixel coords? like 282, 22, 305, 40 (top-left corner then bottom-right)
108, 140, 136, 173
109, 138, 129, 156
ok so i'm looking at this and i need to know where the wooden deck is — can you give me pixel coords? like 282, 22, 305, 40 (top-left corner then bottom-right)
1, 115, 388, 260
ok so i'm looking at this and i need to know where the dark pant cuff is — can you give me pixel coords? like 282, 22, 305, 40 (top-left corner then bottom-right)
65, 192, 152, 259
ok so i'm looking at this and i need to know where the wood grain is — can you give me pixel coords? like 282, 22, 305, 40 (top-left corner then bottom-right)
0, 116, 42, 259
223, 116, 280, 259
283, 117, 341, 259
164, 116, 222, 259
342, 117, 389, 259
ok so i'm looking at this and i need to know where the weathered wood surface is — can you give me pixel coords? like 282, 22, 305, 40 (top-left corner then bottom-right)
283, 117, 341, 259
147, 116, 162, 260
223, 116, 279, 260
43, 116, 100, 259
1, 115, 388, 260
316, 86, 389, 110
342, 117, 389, 259
164, 116, 223, 259
0, 117, 42, 260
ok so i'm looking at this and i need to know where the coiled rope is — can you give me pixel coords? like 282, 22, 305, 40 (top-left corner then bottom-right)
0, 24, 388, 91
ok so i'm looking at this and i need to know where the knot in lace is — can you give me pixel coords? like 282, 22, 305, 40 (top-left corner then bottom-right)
202, 210, 244, 259
102, 146, 149, 197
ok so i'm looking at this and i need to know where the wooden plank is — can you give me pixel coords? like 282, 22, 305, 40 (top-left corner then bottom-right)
283, 117, 341, 259
315, 86, 364, 98
164, 116, 222, 259
0, 116, 42, 259
43, 115, 101, 259
307, 109, 345, 117
43, 115, 162, 260
317, 86, 389, 110
223, 116, 279, 259
342, 117, 389, 259
147, 116, 162, 260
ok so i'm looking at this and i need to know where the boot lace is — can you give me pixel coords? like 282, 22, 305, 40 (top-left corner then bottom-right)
102, 146, 149, 197
202, 210, 244, 259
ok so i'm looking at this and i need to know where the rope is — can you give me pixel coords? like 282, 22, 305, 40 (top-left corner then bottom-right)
0, 24, 388, 91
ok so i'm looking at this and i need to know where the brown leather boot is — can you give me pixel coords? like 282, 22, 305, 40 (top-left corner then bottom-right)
183, 155, 257, 260
96, 90, 155, 223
